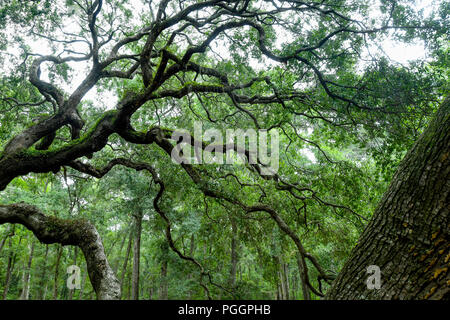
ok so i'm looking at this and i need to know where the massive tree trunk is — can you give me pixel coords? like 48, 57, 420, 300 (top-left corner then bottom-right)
0, 203, 121, 300
326, 97, 450, 300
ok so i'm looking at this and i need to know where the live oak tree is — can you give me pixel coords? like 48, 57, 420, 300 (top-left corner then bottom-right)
325, 96, 449, 300
0, 0, 448, 299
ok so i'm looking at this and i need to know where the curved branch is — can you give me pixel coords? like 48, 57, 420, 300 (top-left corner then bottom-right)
67, 157, 235, 299
0, 203, 120, 300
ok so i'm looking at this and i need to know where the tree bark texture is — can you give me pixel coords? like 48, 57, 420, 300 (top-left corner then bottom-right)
326, 97, 450, 300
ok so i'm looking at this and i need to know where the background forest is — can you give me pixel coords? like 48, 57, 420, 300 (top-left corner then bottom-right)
0, 0, 448, 300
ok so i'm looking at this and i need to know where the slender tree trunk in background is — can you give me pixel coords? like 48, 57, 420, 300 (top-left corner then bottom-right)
2, 236, 17, 300
79, 269, 88, 300
159, 242, 169, 300
119, 231, 132, 298
4, 235, 22, 300
0, 226, 14, 299
0, 233, 7, 253
326, 97, 450, 300
229, 217, 238, 291
281, 269, 287, 299
126, 272, 131, 300
132, 211, 142, 300
113, 229, 128, 274
291, 272, 297, 299
52, 245, 63, 300
0, 225, 11, 253
283, 263, 290, 300
276, 282, 281, 300
278, 270, 285, 300
159, 260, 168, 299
187, 234, 195, 299
19, 239, 35, 300
43, 260, 49, 300
276, 257, 289, 300
38, 244, 49, 299
2, 251, 13, 299
296, 253, 311, 300
43, 284, 48, 300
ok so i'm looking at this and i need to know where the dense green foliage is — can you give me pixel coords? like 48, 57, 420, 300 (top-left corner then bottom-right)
0, 0, 448, 299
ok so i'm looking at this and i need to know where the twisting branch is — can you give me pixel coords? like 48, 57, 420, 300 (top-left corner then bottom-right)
68, 157, 236, 299
0, 0, 442, 299
0, 203, 120, 300
145, 134, 334, 297
87, 0, 103, 65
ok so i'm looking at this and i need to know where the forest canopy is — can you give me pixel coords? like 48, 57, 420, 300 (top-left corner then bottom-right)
0, 0, 448, 300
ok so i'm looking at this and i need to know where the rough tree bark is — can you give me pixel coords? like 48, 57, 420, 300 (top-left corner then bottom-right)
0, 203, 121, 300
326, 97, 450, 300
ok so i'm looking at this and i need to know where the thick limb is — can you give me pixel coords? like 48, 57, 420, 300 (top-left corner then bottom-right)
0, 203, 120, 300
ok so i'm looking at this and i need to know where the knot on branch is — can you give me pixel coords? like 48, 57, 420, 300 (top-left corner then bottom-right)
146, 127, 165, 144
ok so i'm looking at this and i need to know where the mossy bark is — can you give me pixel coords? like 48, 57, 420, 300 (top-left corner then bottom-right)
0, 203, 121, 300
326, 97, 450, 300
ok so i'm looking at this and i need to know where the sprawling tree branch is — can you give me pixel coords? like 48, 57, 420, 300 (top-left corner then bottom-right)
68, 157, 235, 298
0, 203, 120, 300
0, 0, 444, 299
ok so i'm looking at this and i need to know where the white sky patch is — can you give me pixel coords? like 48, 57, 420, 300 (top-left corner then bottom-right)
379, 39, 428, 63
108, 222, 122, 231
65, 176, 75, 186
301, 148, 317, 163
